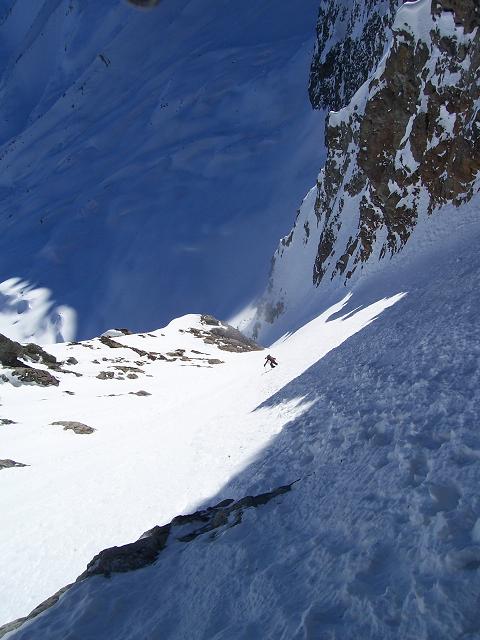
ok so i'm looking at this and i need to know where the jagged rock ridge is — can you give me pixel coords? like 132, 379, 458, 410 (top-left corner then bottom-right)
309, 0, 403, 110
245, 0, 480, 341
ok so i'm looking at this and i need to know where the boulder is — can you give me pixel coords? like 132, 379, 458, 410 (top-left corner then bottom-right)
0, 334, 23, 367
11, 368, 59, 387
96, 371, 114, 380
0, 459, 28, 470
51, 421, 95, 435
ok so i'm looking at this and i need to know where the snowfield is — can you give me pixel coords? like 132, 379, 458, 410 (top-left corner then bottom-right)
0, 295, 402, 628
1, 195, 480, 638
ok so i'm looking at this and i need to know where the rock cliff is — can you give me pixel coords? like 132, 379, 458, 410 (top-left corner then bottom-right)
309, 0, 403, 110
243, 0, 480, 342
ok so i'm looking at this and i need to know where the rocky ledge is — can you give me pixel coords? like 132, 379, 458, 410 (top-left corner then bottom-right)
186, 315, 264, 352
0, 481, 296, 638
0, 333, 61, 387
0, 459, 28, 471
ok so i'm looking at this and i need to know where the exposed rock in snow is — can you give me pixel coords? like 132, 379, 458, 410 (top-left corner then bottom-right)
187, 315, 264, 353
0, 333, 61, 386
50, 421, 95, 435
10, 367, 59, 387
2, 209, 480, 638
309, 0, 402, 110
0, 459, 28, 471
83, 482, 294, 578
0, 482, 293, 636
96, 370, 114, 380
242, 0, 480, 343
0, 333, 58, 369
0, 334, 24, 367
1, 2, 480, 638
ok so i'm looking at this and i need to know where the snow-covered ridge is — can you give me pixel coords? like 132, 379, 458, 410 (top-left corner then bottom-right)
240, 0, 480, 343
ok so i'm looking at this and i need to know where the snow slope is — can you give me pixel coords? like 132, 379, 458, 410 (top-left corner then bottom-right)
2, 193, 480, 638
0, 0, 323, 340
0, 281, 402, 627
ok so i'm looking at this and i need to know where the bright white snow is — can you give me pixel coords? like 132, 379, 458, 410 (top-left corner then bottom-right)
2, 194, 480, 638
1, 298, 402, 627
0, 278, 75, 343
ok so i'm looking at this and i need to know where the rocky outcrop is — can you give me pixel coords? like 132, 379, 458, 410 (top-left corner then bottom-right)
11, 367, 59, 387
51, 421, 95, 435
309, 0, 402, 111
244, 0, 480, 341
187, 316, 263, 352
96, 370, 115, 380
98, 335, 165, 361
312, 0, 479, 284
0, 333, 58, 368
80, 482, 293, 578
0, 481, 295, 637
0, 333, 25, 367
0, 333, 60, 386
0, 459, 28, 470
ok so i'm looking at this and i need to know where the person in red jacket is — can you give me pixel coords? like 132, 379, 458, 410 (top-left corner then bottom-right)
264, 354, 278, 369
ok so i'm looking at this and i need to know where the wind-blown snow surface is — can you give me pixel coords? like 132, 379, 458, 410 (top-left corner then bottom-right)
0, 278, 75, 343
0, 0, 323, 339
3, 197, 480, 638
0, 298, 401, 627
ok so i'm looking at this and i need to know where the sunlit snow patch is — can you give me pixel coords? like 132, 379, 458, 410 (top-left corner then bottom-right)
0, 278, 76, 344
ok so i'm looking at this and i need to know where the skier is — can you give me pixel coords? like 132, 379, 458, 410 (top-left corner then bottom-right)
264, 354, 278, 369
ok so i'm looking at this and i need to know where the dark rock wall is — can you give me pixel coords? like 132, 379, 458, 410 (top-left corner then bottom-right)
313, 0, 480, 285
309, 0, 403, 111
244, 0, 480, 340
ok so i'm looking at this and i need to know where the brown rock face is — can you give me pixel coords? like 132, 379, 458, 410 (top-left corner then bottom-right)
313, 0, 480, 285
244, 0, 479, 341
